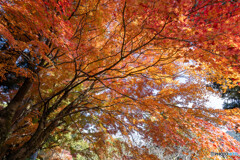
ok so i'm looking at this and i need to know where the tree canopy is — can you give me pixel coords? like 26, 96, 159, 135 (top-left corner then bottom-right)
0, 0, 240, 159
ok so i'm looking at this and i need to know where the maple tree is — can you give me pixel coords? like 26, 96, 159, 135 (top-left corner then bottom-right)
0, 0, 240, 159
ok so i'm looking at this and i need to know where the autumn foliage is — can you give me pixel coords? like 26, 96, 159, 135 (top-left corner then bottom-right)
0, 0, 240, 159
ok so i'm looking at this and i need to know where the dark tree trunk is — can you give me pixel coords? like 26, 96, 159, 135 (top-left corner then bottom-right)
6, 120, 59, 160
0, 78, 32, 158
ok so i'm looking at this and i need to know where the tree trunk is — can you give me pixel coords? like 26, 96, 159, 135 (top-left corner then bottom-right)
0, 78, 32, 158
6, 120, 59, 160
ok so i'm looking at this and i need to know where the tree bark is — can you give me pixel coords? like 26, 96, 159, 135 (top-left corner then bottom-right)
6, 120, 59, 160
0, 78, 32, 158
5, 97, 77, 159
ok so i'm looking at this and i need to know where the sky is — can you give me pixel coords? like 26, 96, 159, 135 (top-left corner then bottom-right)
177, 76, 225, 110
206, 94, 224, 109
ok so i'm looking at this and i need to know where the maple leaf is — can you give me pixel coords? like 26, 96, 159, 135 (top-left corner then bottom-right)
0, 0, 240, 159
